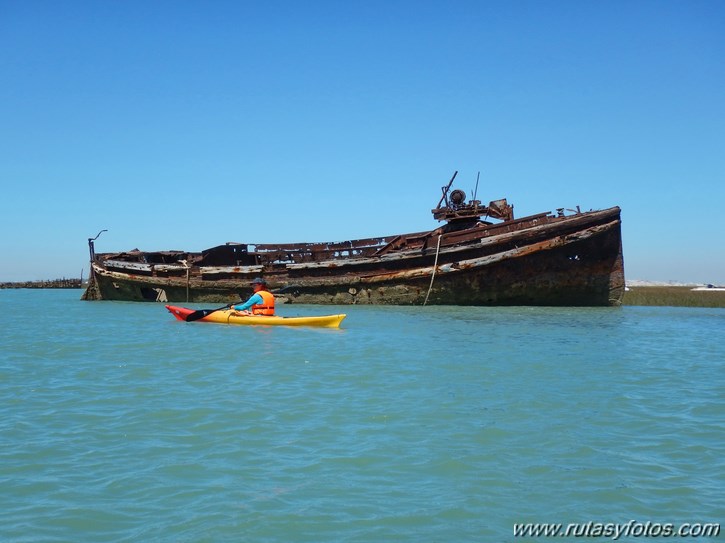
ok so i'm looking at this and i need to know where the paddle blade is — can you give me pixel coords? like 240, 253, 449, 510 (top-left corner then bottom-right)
185, 309, 218, 322
183, 301, 238, 322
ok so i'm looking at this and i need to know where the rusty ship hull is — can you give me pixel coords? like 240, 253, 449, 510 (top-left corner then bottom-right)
82, 175, 624, 306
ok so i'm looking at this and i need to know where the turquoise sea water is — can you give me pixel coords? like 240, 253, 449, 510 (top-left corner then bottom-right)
1, 289, 723, 542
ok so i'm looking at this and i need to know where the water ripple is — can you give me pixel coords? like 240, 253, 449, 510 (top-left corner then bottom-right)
0, 292, 723, 542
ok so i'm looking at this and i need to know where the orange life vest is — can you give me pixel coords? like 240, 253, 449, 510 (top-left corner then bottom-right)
252, 289, 275, 315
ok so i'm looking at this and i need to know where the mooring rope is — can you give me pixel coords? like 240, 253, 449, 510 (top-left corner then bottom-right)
423, 234, 443, 306
182, 260, 190, 303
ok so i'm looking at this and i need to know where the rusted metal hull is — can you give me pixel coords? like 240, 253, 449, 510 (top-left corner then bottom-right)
83, 205, 624, 306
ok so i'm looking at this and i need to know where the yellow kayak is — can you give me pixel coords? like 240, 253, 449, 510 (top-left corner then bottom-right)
166, 305, 346, 328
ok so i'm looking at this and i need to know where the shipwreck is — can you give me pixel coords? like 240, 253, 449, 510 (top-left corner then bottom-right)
82, 172, 625, 306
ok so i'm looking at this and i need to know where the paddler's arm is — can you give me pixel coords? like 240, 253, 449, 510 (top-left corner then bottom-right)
231, 293, 263, 312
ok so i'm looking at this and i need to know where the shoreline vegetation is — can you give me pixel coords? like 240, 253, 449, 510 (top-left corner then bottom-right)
1, 278, 83, 289
1, 280, 724, 308
622, 285, 725, 308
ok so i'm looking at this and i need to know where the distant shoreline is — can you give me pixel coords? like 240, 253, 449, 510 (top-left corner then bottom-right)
622, 285, 725, 308
0, 279, 84, 289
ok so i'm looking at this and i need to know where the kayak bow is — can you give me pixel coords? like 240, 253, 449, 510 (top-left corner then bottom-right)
166, 305, 346, 328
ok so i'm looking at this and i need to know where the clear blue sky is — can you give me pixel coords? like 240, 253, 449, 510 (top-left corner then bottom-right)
1, 1, 723, 284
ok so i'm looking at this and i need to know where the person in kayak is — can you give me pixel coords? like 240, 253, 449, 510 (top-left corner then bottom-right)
230, 278, 275, 316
